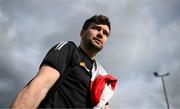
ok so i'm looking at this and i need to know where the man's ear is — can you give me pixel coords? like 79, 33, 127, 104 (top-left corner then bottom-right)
80, 30, 84, 37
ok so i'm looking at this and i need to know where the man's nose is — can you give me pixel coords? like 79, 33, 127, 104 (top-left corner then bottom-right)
97, 31, 103, 38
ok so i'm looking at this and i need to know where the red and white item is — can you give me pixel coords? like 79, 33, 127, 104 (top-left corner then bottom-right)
90, 61, 117, 109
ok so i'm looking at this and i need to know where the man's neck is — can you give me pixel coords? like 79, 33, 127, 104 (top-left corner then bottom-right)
79, 45, 97, 60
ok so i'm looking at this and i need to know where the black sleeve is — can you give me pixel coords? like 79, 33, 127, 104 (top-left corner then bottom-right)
40, 41, 76, 75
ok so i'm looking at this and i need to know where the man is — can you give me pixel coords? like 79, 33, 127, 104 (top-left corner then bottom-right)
11, 15, 117, 109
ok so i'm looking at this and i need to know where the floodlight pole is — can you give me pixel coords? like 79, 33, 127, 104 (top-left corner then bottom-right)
154, 72, 170, 109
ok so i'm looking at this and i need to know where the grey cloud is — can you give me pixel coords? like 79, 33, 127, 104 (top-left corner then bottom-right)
0, 0, 180, 108
156, 20, 180, 109
97, 1, 180, 108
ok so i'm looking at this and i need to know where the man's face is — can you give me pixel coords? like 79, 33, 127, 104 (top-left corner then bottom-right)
81, 24, 110, 52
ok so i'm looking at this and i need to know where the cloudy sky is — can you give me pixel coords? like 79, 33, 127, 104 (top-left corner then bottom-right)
0, 0, 180, 108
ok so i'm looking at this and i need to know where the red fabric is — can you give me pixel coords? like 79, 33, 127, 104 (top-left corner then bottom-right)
90, 74, 117, 106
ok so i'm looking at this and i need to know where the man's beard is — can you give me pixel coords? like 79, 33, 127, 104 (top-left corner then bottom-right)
82, 36, 103, 53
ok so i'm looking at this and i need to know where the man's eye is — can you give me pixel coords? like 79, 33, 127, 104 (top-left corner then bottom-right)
103, 31, 109, 37
96, 27, 101, 31
92, 26, 101, 31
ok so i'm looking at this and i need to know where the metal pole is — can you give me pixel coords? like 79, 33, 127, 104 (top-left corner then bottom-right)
161, 76, 170, 109
154, 72, 170, 109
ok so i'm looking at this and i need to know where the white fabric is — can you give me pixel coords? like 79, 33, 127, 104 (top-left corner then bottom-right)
92, 61, 116, 109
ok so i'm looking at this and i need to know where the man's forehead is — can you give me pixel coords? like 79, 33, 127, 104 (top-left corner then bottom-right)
89, 24, 110, 32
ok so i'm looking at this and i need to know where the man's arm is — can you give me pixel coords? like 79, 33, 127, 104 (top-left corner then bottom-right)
104, 103, 110, 109
11, 65, 60, 108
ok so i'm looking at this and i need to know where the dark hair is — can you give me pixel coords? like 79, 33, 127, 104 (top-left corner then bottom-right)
82, 15, 111, 31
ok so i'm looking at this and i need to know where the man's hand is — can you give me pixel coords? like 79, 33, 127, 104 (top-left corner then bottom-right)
104, 104, 110, 109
